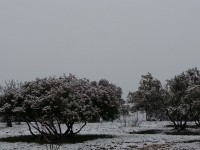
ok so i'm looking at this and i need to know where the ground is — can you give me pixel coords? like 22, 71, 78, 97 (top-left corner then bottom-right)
0, 120, 200, 150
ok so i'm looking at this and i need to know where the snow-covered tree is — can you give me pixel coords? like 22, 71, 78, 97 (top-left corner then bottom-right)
0, 80, 22, 127
14, 75, 99, 141
165, 68, 200, 130
0, 75, 122, 141
185, 85, 200, 126
128, 73, 165, 121
120, 104, 130, 126
94, 79, 123, 121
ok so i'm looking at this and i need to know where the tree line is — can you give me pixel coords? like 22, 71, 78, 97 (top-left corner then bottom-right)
0, 67, 200, 141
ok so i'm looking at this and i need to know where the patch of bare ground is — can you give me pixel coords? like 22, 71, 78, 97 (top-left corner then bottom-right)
139, 144, 171, 150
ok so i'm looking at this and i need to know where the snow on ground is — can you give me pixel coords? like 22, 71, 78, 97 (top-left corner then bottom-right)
0, 121, 200, 150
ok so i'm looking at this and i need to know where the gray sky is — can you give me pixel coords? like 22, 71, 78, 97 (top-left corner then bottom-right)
0, 0, 200, 98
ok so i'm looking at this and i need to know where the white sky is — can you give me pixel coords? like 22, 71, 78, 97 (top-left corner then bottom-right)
0, 0, 200, 98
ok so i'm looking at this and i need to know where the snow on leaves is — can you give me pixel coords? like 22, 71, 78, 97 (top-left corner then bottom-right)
0, 75, 122, 140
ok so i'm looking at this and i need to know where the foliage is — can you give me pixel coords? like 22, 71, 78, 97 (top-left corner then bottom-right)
95, 79, 123, 121
0, 80, 22, 127
127, 73, 165, 121
0, 75, 122, 142
165, 68, 200, 130
120, 104, 130, 126
128, 67, 200, 130
14, 75, 99, 141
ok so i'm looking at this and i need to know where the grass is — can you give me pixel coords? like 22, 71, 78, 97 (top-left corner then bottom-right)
0, 134, 113, 144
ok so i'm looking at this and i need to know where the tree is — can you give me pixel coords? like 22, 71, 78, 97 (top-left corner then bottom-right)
128, 73, 165, 121
2, 75, 122, 142
164, 68, 200, 130
0, 80, 22, 127
0, 72, 123, 142
94, 79, 123, 121
12, 75, 98, 141
120, 104, 130, 126
185, 85, 200, 126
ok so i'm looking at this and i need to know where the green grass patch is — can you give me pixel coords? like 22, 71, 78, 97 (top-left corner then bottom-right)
0, 134, 113, 144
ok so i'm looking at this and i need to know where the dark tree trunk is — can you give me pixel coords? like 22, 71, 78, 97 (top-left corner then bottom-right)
6, 116, 12, 127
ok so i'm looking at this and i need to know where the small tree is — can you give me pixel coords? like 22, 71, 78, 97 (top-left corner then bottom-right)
128, 73, 165, 121
185, 85, 200, 126
94, 79, 122, 121
184, 68, 200, 126
0, 80, 22, 127
121, 104, 130, 126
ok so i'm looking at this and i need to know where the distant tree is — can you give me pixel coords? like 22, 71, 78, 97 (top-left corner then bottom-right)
121, 104, 130, 126
0, 80, 22, 127
185, 85, 200, 126
92, 79, 123, 121
128, 73, 165, 121
165, 73, 190, 130
184, 68, 200, 126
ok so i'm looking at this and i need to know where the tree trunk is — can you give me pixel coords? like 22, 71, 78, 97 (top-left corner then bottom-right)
6, 116, 12, 127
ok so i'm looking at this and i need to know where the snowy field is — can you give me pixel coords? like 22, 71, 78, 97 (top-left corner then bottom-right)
0, 118, 200, 149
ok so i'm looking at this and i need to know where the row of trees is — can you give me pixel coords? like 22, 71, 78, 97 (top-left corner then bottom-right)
128, 67, 200, 130
0, 74, 123, 141
1, 67, 199, 140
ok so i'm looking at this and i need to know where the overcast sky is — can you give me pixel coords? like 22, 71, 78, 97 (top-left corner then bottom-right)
0, 0, 200, 98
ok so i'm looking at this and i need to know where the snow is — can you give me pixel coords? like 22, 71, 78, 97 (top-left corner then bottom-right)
0, 121, 200, 149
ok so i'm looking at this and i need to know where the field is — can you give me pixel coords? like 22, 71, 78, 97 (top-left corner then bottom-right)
0, 118, 200, 149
